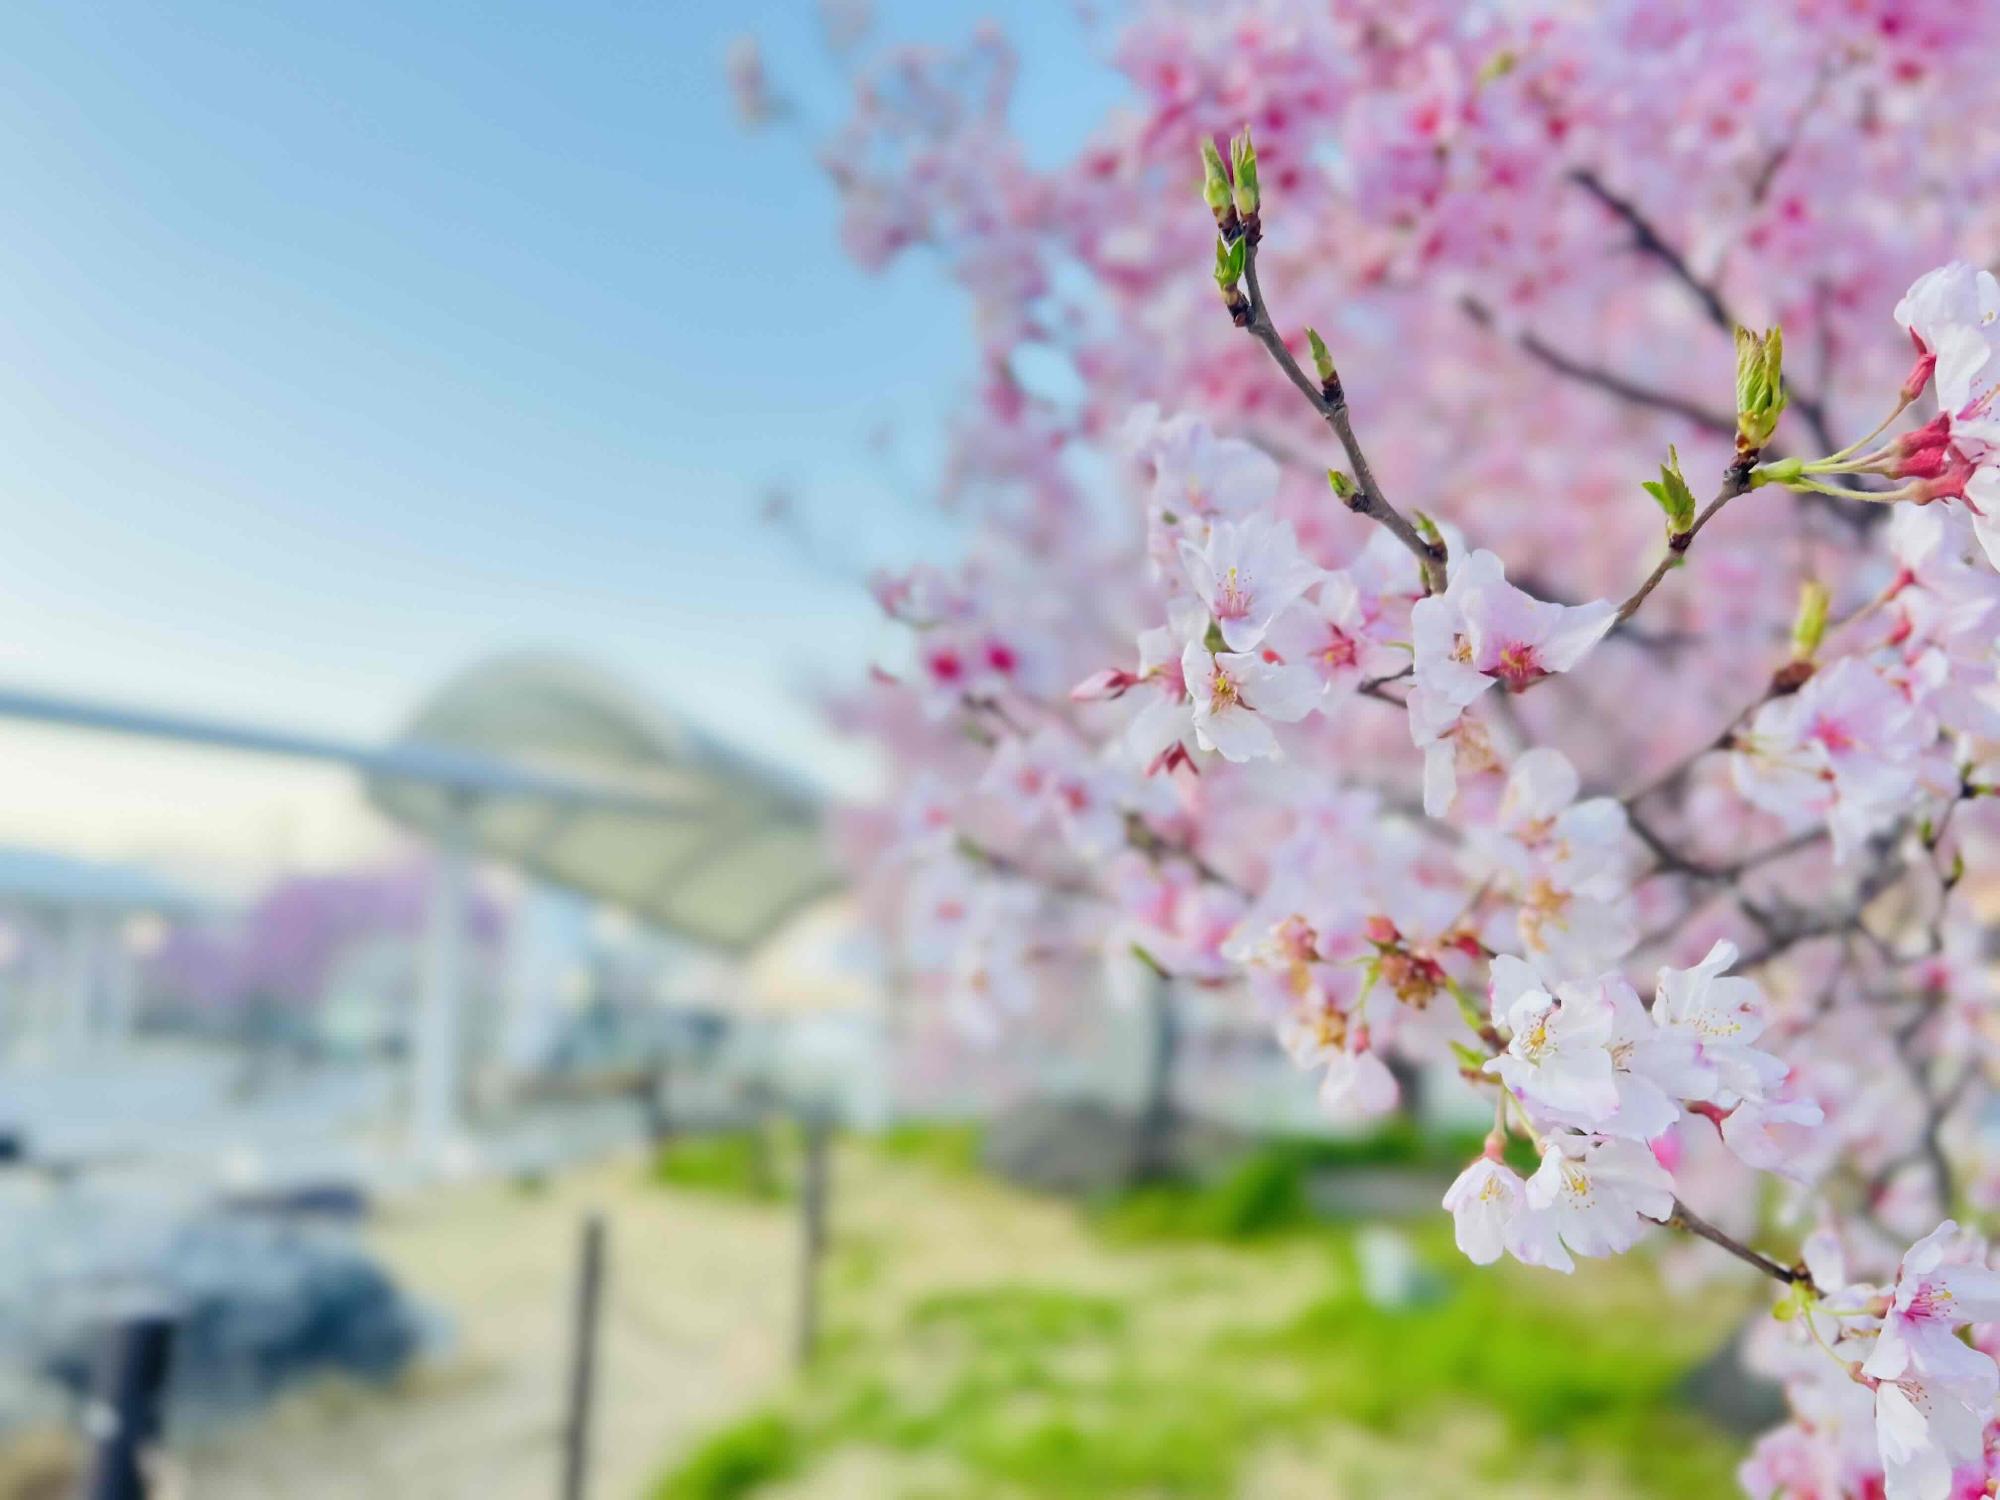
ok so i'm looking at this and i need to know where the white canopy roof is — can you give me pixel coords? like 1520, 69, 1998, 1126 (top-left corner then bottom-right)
367, 653, 836, 954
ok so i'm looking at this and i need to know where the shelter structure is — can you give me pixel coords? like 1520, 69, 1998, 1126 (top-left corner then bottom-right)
0, 847, 201, 1058
0, 660, 836, 1161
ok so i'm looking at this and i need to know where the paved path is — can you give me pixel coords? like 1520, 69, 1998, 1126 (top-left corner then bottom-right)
175, 1155, 796, 1500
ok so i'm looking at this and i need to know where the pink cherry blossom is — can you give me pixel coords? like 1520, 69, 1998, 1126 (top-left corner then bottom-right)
1262, 571, 1404, 701
1177, 514, 1324, 652
978, 727, 1130, 858
1731, 657, 1934, 862
1895, 262, 2000, 413
1865, 1222, 2000, 1409
1408, 550, 1614, 746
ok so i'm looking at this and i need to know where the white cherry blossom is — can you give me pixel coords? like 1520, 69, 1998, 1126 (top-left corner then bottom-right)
1442, 1154, 1570, 1270
1525, 1135, 1675, 1266
1124, 404, 1279, 526
1483, 956, 1619, 1122
1317, 1045, 1401, 1122
1181, 639, 1319, 761
1652, 940, 1794, 1110
1871, 1366, 1987, 1500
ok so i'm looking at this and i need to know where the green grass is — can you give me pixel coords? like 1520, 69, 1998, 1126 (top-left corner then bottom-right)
906, 1286, 1129, 1349
867, 1121, 984, 1176
650, 1134, 1748, 1500
1234, 1227, 1741, 1484
657, 1241, 1742, 1497
1091, 1122, 1524, 1242
649, 1123, 983, 1204
648, 1130, 789, 1202
650, 1412, 801, 1500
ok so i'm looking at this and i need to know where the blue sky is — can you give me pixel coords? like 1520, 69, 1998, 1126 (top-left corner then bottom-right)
0, 0, 1125, 806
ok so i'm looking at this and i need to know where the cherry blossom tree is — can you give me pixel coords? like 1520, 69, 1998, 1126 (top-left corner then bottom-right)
750, 4, 2000, 1494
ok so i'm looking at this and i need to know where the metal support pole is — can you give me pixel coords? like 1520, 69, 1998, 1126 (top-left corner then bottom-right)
559, 1214, 606, 1500
57, 908, 95, 1059
23, 908, 63, 1057
78, 1312, 175, 1500
500, 883, 573, 1078
101, 918, 137, 1053
412, 798, 473, 1162
795, 1117, 831, 1369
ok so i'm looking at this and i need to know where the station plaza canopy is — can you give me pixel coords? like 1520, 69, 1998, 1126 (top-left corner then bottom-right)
0, 658, 842, 1155
367, 652, 836, 954
0, 653, 837, 957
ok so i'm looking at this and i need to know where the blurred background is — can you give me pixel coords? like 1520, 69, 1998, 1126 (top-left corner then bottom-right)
0, 4, 1760, 1497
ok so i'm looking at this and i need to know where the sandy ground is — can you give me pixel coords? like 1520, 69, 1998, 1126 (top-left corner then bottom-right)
169, 1153, 800, 1500
0, 1144, 1733, 1499
161, 1145, 1340, 1500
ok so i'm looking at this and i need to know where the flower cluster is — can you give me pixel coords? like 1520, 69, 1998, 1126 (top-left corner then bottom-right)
1745, 1222, 2000, 1500
1451, 941, 1811, 1272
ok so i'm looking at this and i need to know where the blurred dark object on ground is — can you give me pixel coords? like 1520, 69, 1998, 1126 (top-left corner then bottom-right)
33, 1215, 422, 1428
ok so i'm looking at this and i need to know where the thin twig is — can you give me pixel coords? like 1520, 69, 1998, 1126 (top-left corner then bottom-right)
1122, 811, 1248, 897
1568, 167, 1837, 453
1571, 168, 1733, 332
1666, 1199, 1811, 1288
1355, 665, 1413, 708
1612, 461, 1758, 627
1237, 236, 1449, 594
1461, 297, 1735, 437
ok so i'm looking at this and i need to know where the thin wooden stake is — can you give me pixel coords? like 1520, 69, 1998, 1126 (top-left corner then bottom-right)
795, 1118, 831, 1369
79, 1311, 175, 1500
559, 1214, 606, 1500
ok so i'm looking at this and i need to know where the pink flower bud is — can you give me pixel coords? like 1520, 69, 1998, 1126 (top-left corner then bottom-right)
1900, 338, 1937, 405
1686, 1100, 1729, 1138
1894, 412, 1951, 463
868, 570, 912, 617
1898, 443, 1953, 480
1069, 668, 1138, 701
1914, 448, 1975, 503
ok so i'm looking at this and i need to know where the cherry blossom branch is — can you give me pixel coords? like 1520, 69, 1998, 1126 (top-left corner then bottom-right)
1875, 1013, 1964, 1212
1356, 665, 1413, 708
1624, 807, 1818, 884
1736, 832, 1914, 971
1460, 296, 1736, 437
1571, 168, 1734, 332
1236, 238, 1450, 594
955, 833, 1097, 899
1122, 812, 1248, 897
1569, 167, 1837, 453
1620, 696, 1755, 808
1665, 1199, 1812, 1288
1746, 59, 1838, 209
1714, 827, 1826, 880
1612, 459, 1758, 626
